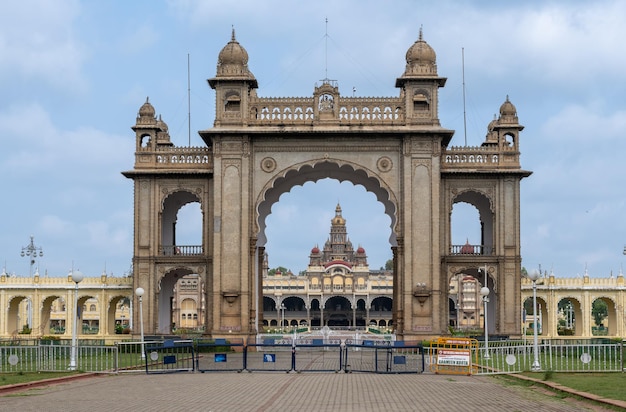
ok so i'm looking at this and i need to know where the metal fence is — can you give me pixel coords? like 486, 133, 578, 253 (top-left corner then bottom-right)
196, 338, 245, 372
244, 337, 294, 372
0, 339, 622, 375
144, 340, 195, 374
293, 338, 343, 373
0, 343, 118, 373
116, 340, 160, 373
345, 340, 425, 374
473, 340, 623, 375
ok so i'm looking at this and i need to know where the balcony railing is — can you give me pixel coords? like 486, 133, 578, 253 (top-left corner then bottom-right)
160, 245, 203, 256
449, 244, 493, 256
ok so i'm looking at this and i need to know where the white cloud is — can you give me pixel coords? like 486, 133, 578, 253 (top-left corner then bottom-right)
542, 104, 626, 142
117, 24, 160, 55
0, 0, 86, 91
40, 215, 74, 236
0, 103, 133, 178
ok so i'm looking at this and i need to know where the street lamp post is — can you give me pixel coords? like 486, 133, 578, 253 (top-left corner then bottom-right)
135, 287, 145, 360
69, 270, 84, 370
22, 236, 43, 329
528, 269, 541, 371
280, 304, 285, 333
21, 235, 43, 277
480, 286, 490, 359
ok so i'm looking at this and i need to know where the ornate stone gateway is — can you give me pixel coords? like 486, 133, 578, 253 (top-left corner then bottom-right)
123, 30, 531, 340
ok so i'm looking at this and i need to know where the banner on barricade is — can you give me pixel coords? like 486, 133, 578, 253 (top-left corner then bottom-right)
431, 337, 478, 375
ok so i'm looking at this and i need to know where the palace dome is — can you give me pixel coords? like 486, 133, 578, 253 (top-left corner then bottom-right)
215, 29, 255, 80
357, 246, 366, 254
406, 34, 436, 65
156, 115, 168, 133
136, 97, 157, 125
460, 239, 474, 254
499, 96, 517, 117
402, 28, 437, 77
332, 203, 346, 225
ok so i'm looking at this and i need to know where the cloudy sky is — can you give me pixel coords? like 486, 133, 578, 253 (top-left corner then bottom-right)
1, 0, 625, 278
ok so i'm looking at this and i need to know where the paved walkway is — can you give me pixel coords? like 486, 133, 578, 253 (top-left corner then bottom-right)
0, 372, 618, 412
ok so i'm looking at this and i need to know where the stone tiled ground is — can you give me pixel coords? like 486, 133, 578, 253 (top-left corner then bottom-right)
0, 372, 616, 412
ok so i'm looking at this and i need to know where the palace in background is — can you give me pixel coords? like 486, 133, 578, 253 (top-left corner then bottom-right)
262, 204, 394, 330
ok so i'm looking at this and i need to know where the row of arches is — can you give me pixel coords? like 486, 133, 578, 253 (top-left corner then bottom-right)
263, 295, 392, 328
161, 178, 493, 264
5, 294, 130, 338
521, 295, 620, 337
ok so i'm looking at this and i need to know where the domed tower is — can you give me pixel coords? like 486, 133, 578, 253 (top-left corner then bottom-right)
395, 28, 447, 125
308, 245, 323, 267
482, 95, 524, 150
208, 29, 258, 127
324, 204, 352, 262
354, 245, 368, 267
132, 97, 173, 151
493, 95, 524, 150
132, 97, 158, 151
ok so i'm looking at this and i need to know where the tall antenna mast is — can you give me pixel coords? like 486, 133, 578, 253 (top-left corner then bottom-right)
462, 47, 467, 146
187, 53, 191, 147
324, 17, 329, 81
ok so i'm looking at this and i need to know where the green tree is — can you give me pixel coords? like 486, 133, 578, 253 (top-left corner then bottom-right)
268, 266, 290, 276
592, 299, 608, 327
385, 259, 393, 271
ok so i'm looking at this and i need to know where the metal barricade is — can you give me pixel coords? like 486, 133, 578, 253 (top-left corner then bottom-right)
344, 340, 425, 374
144, 339, 195, 374
293, 338, 343, 373
196, 338, 245, 372
244, 337, 293, 372
116, 340, 160, 373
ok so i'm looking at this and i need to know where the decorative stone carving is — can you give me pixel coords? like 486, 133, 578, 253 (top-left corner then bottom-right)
377, 156, 393, 173
260, 157, 276, 173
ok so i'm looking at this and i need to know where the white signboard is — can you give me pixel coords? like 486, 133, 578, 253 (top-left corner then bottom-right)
437, 349, 470, 366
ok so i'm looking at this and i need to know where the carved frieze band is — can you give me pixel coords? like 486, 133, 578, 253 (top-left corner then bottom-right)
254, 144, 398, 153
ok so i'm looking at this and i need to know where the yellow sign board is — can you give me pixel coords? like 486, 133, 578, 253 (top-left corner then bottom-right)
430, 337, 479, 375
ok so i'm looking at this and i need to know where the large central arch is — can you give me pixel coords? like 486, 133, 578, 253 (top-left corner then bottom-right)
123, 30, 530, 340
256, 160, 398, 248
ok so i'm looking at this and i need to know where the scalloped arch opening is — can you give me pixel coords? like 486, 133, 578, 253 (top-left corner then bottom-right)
257, 161, 397, 253
451, 190, 494, 255
162, 190, 203, 251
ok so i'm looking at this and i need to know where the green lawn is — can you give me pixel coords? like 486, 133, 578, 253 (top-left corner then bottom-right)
0, 372, 80, 386
498, 372, 626, 402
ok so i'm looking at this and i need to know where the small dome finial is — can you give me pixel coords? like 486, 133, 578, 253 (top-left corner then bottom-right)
231, 26, 236, 41
419, 25, 423, 41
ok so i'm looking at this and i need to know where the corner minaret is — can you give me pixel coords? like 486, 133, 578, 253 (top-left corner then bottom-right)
395, 28, 447, 126
207, 29, 258, 127
132, 98, 172, 153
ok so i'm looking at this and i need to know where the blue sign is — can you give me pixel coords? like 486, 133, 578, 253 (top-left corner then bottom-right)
214, 353, 227, 363
263, 354, 276, 363
163, 355, 176, 365
393, 355, 406, 365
